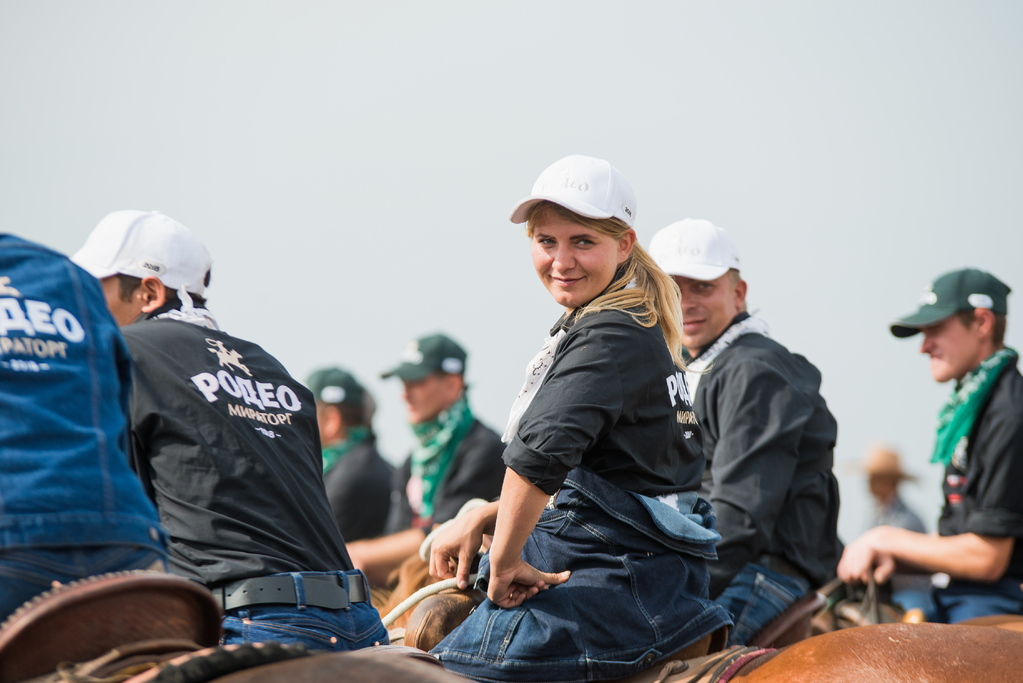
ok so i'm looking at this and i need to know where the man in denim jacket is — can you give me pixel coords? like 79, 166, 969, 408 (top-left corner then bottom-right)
0, 235, 167, 621
72, 212, 387, 651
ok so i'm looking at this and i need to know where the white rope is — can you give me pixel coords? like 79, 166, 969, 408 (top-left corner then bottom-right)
381, 573, 479, 629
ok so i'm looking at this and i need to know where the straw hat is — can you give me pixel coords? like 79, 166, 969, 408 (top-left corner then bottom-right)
862, 445, 916, 481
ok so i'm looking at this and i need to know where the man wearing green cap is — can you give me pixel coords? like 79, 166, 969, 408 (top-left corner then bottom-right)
839, 268, 1023, 622
307, 367, 393, 542
346, 333, 505, 585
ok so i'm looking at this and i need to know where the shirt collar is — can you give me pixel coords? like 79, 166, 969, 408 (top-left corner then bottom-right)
691, 311, 751, 361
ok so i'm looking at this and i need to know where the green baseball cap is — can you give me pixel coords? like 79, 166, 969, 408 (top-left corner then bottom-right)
381, 333, 467, 382
890, 268, 1011, 338
306, 366, 366, 406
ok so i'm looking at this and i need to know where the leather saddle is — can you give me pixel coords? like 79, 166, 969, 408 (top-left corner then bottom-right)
748, 590, 826, 648
0, 571, 222, 683
810, 577, 903, 634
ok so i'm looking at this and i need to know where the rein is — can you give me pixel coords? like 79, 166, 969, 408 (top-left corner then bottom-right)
381, 574, 479, 629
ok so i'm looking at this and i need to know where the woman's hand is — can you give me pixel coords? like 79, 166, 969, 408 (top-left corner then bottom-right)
487, 556, 571, 608
429, 501, 499, 589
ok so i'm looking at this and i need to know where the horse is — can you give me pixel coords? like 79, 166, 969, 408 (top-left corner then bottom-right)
8, 571, 1023, 683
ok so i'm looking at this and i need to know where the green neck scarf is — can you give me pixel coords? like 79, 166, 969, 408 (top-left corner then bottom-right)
322, 426, 371, 474
932, 347, 1017, 466
410, 393, 474, 519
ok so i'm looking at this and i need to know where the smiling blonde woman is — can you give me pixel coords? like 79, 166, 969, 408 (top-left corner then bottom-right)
428, 155, 731, 683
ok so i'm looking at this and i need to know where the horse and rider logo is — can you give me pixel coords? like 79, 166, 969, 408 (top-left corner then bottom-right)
206, 339, 251, 376
0, 276, 22, 297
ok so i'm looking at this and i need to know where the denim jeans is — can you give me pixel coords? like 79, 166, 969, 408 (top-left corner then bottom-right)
433, 469, 731, 682
0, 545, 166, 621
928, 577, 1023, 623
714, 562, 810, 646
220, 570, 387, 652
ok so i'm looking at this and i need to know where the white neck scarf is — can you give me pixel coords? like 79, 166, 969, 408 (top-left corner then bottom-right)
685, 315, 770, 398
150, 286, 221, 331
502, 328, 567, 443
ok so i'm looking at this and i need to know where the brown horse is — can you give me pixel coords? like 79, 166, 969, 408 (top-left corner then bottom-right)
728, 623, 1023, 683
10, 571, 1023, 683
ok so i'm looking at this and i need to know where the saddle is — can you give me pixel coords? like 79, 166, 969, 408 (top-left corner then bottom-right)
748, 590, 826, 648
614, 646, 778, 683
810, 577, 903, 634
0, 571, 222, 683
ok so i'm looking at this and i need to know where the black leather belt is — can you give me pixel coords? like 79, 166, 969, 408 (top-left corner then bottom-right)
757, 554, 810, 585
210, 572, 369, 611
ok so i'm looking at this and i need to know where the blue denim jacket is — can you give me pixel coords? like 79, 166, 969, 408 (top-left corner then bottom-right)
0, 235, 164, 552
434, 467, 731, 682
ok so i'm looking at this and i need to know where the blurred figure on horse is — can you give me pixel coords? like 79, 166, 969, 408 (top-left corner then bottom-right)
346, 333, 506, 587
840, 268, 1023, 623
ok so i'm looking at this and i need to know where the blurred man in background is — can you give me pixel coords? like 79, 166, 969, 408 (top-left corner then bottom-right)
307, 366, 392, 541
649, 219, 841, 646
346, 333, 505, 586
840, 269, 1022, 623
858, 444, 933, 612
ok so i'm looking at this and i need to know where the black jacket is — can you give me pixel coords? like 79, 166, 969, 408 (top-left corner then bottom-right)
386, 419, 506, 532
323, 436, 393, 542
504, 309, 705, 497
693, 317, 841, 596
123, 319, 352, 586
939, 358, 1023, 578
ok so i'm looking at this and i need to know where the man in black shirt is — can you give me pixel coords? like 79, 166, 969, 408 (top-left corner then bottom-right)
649, 219, 841, 645
346, 333, 505, 586
306, 366, 392, 541
72, 210, 387, 650
839, 268, 1023, 622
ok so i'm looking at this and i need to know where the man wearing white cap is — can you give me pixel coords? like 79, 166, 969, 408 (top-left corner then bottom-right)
72, 211, 387, 651
649, 219, 841, 646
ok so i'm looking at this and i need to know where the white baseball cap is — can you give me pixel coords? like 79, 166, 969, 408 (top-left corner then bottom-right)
72, 210, 213, 295
648, 219, 740, 281
509, 155, 637, 227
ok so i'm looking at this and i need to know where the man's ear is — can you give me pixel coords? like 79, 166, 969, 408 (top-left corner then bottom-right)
138, 277, 168, 314
974, 308, 996, 340
734, 278, 748, 310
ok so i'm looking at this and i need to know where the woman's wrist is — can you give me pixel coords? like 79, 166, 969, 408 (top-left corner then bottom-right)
474, 501, 500, 535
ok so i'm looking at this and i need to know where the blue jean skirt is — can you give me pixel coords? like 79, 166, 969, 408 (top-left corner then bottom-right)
432, 470, 731, 682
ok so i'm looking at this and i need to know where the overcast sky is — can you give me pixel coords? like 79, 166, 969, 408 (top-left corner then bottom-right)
3, 1, 1020, 543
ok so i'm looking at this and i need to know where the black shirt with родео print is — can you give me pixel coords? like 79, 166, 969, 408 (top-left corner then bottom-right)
503, 308, 705, 498
123, 319, 352, 586
939, 358, 1023, 578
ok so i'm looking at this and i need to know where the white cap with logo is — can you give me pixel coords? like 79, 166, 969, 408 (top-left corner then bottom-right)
648, 219, 740, 281
509, 155, 637, 228
72, 210, 213, 296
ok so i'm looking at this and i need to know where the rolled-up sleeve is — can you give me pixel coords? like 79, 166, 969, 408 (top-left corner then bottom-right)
502, 330, 622, 495
967, 402, 1023, 538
